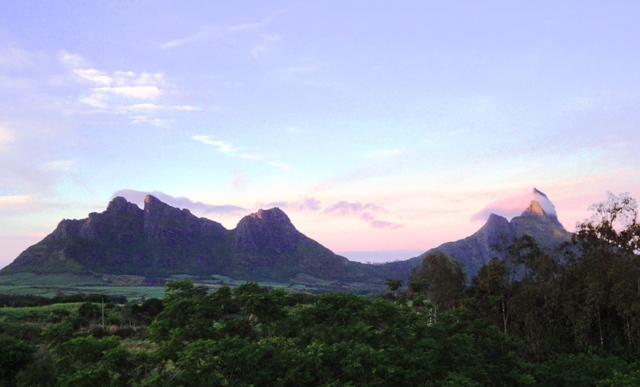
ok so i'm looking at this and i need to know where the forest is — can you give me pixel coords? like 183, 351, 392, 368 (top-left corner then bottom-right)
1, 192, 640, 386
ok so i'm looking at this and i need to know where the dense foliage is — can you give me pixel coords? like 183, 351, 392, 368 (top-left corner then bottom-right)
0, 192, 639, 385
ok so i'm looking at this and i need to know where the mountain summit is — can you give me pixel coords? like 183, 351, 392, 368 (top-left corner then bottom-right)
524, 188, 563, 227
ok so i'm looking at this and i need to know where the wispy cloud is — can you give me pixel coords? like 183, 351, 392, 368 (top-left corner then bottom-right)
121, 104, 198, 112
160, 27, 218, 49
191, 136, 239, 153
299, 196, 321, 212
251, 34, 281, 59
131, 117, 165, 126
324, 201, 382, 215
41, 160, 75, 171
324, 201, 404, 230
280, 63, 324, 74
161, 6, 288, 52
191, 135, 292, 172
360, 213, 405, 230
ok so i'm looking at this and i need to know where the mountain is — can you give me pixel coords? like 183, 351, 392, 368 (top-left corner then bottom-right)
1, 188, 574, 287
1, 195, 384, 285
379, 188, 572, 281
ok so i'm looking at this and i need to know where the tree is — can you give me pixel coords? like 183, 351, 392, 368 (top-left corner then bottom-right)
0, 336, 36, 385
408, 252, 466, 318
575, 192, 640, 254
385, 278, 403, 296
473, 258, 513, 334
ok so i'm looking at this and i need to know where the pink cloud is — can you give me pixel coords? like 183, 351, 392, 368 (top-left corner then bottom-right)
324, 201, 382, 215
360, 213, 404, 229
324, 201, 403, 230
299, 196, 321, 212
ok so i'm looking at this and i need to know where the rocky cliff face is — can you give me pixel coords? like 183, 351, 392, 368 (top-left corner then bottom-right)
234, 208, 302, 254
2, 195, 382, 284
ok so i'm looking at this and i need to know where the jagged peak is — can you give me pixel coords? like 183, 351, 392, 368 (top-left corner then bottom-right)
108, 196, 128, 208
105, 196, 142, 216
478, 213, 511, 236
486, 213, 509, 223
248, 207, 289, 221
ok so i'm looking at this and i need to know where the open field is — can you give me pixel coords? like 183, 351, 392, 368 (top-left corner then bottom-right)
0, 272, 385, 299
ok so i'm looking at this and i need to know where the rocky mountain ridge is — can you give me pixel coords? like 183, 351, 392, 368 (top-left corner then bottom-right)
1, 195, 383, 284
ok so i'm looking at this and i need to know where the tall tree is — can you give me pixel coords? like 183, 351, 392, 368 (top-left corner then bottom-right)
408, 251, 466, 318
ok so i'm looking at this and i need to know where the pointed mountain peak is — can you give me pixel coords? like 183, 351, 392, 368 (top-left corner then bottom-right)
517, 188, 564, 228
525, 200, 545, 216
106, 196, 143, 217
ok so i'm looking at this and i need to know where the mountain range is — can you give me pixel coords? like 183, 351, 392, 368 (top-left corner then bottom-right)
0, 189, 572, 286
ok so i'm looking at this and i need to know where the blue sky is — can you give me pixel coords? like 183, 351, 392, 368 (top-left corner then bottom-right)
1, 1, 639, 267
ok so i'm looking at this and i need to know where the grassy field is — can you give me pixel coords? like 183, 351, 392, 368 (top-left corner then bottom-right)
0, 272, 384, 300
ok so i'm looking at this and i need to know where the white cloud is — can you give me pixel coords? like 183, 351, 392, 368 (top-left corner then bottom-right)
73, 68, 112, 86
58, 53, 195, 123
41, 160, 75, 171
121, 103, 198, 112
191, 136, 238, 153
280, 64, 323, 73
251, 34, 281, 59
160, 28, 217, 49
131, 117, 164, 126
59, 51, 89, 68
240, 153, 262, 160
192, 135, 291, 171
91, 86, 161, 99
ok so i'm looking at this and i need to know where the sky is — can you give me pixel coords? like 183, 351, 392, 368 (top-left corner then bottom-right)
1, 1, 639, 267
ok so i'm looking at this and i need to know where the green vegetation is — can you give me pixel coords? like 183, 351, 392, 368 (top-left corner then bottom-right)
0, 192, 638, 385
